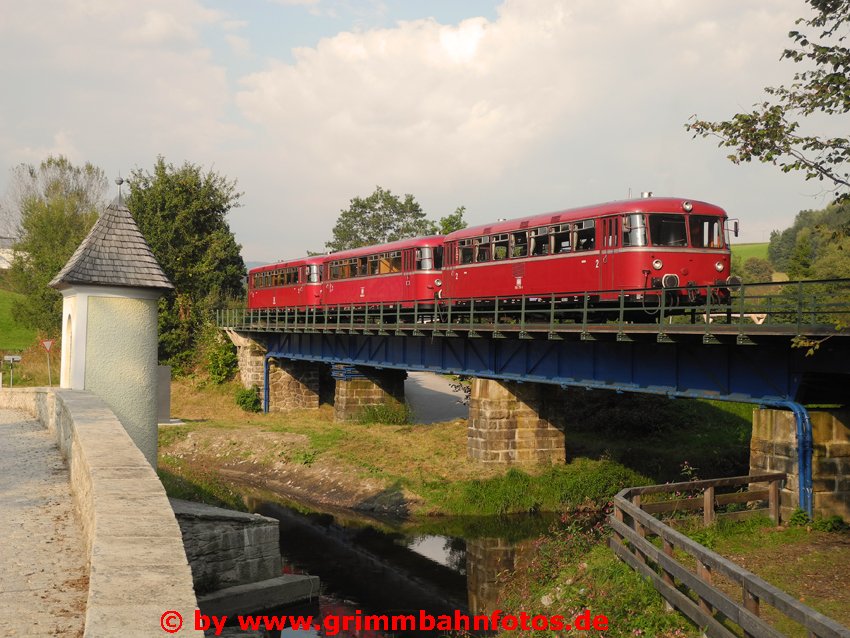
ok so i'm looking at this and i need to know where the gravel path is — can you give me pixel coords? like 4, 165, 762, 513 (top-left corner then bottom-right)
405, 371, 469, 424
0, 409, 87, 637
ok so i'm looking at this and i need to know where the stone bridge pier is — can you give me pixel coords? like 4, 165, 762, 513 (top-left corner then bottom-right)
227, 332, 407, 420
750, 408, 850, 520
468, 378, 566, 464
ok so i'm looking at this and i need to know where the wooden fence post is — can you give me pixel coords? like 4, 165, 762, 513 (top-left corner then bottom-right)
703, 486, 715, 527
742, 583, 760, 638
769, 478, 780, 524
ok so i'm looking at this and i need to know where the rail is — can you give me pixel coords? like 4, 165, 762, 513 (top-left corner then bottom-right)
609, 473, 850, 638
217, 279, 850, 340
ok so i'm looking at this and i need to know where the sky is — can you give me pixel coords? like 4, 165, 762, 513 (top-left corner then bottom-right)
0, 0, 842, 263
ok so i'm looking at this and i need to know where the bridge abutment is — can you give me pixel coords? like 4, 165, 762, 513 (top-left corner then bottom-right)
750, 408, 850, 520
332, 365, 406, 421
468, 378, 565, 463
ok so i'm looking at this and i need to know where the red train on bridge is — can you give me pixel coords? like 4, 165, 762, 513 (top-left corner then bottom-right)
247, 196, 739, 315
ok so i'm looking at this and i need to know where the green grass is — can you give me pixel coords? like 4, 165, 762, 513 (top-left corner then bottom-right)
732, 242, 769, 262
420, 459, 650, 516
0, 288, 36, 350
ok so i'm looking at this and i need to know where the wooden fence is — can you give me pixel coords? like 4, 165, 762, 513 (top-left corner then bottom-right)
609, 472, 850, 638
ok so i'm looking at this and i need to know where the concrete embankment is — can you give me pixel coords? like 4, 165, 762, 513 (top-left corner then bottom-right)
0, 388, 202, 637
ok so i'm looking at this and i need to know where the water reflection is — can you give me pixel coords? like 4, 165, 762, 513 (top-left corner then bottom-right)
246, 501, 552, 637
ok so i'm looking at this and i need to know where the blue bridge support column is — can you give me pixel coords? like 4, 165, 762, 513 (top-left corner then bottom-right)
331, 365, 406, 422
468, 378, 566, 464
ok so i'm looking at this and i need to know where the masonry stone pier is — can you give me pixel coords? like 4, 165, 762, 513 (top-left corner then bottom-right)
332, 365, 406, 421
267, 358, 321, 411
466, 538, 534, 614
226, 331, 324, 412
750, 408, 850, 519
467, 378, 566, 464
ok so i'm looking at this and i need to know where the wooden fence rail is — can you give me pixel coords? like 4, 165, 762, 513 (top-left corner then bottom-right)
610, 473, 850, 638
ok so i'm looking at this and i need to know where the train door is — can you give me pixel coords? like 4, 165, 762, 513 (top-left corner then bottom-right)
402, 249, 415, 301
599, 216, 618, 292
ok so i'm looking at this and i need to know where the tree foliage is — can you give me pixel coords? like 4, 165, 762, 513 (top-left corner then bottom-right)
126, 157, 245, 371
768, 198, 850, 276
687, 0, 850, 200
742, 256, 775, 282
325, 186, 466, 252
6, 156, 106, 336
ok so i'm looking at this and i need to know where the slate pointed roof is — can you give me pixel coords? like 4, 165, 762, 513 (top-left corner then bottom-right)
49, 199, 173, 291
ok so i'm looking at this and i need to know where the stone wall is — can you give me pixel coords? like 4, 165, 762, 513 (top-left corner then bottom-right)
171, 499, 282, 593
333, 366, 406, 421
468, 378, 565, 463
0, 389, 201, 636
750, 408, 850, 519
268, 359, 321, 411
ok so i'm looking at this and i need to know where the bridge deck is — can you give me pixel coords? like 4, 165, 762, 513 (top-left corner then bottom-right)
0, 409, 87, 637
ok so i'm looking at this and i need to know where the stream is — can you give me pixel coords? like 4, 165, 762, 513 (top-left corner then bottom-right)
247, 499, 556, 637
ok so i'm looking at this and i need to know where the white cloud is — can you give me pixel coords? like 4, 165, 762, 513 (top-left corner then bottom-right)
0, 0, 834, 261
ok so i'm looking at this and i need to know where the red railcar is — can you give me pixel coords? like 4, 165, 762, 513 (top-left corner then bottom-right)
440, 197, 736, 306
320, 236, 444, 308
248, 256, 324, 308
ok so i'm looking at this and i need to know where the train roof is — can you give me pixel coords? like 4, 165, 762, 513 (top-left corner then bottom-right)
322, 235, 444, 260
250, 255, 325, 274
445, 197, 727, 241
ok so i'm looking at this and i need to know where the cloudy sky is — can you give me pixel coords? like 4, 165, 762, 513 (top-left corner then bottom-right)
0, 0, 839, 263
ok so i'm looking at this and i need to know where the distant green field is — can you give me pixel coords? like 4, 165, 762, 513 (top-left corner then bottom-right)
732, 242, 769, 262
0, 288, 36, 350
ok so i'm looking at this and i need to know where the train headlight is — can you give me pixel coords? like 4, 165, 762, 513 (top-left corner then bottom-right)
682, 201, 693, 212
652, 259, 663, 270
715, 261, 724, 272
434, 278, 443, 287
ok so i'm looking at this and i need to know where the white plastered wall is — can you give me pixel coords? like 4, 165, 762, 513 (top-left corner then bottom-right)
59, 285, 162, 467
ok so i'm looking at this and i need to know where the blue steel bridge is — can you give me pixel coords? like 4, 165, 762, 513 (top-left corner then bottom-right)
218, 278, 850, 515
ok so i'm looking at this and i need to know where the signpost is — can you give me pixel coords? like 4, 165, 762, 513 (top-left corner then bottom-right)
3, 355, 21, 388
41, 339, 54, 386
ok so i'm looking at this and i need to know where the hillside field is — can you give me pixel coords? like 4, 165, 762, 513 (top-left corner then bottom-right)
0, 287, 36, 350
732, 242, 769, 262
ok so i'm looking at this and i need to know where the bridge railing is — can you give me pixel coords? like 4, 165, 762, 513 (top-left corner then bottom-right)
610, 473, 850, 638
218, 278, 850, 338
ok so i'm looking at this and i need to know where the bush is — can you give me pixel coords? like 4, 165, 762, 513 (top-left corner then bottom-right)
235, 385, 261, 412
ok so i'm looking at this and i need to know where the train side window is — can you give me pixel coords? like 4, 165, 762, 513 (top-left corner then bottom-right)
433, 246, 443, 269
552, 224, 571, 253
574, 220, 596, 251
622, 214, 647, 247
530, 228, 548, 256
493, 233, 509, 260
511, 231, 528, 258
475, 236, 491, 262
459, 239, 474, 264
603, 218, 618, 249
416, 247, 435, 270
389, 251, 402, 273
368, 255, 380, 275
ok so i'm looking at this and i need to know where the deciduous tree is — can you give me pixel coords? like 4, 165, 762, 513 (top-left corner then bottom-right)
325, 186, 466, 252
6, 156, 106, 336
126, 157, 245, 371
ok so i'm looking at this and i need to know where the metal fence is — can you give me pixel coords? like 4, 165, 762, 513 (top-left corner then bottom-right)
217, 279, 850, 340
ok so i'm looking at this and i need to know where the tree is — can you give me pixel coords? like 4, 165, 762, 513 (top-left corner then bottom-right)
6, 156, 107, 336
687, 0, 850, 201
325, 186, 466, 252
126, 157, 245, 371
742, 256, 775, 282
438, 205, 468, 234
